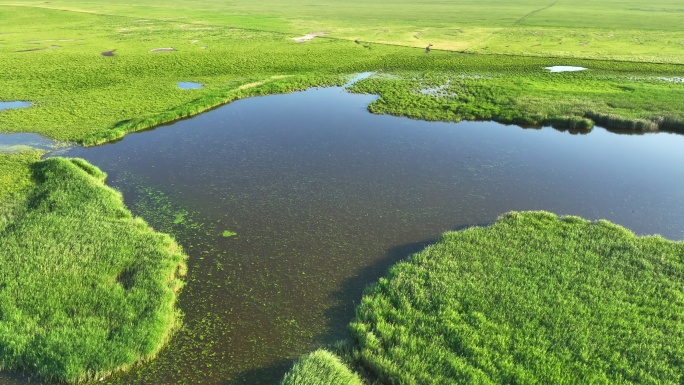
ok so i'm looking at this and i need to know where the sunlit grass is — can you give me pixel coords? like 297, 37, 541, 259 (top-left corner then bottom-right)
283, 212, 684, 384
0, 154, 187, 383
349, 69, 684, 132
280, 349, 363, 385
349, 212, 684, 384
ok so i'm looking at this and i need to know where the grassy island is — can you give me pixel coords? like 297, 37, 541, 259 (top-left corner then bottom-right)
0, 153, 187, 383
284, 212, 684, 384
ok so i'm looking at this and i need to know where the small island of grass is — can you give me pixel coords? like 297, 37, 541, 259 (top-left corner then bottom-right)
283, 211, 684, 384
0, 152, 187, 383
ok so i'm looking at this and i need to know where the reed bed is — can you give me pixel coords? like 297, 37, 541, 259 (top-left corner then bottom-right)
0, 154, 187, 383
284, 212, 684, 384
280, 349, 363, 385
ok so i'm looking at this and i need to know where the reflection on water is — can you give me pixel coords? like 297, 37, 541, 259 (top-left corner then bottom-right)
2, 83, 684, 384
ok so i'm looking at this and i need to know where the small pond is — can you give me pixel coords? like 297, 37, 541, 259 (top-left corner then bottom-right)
1, 81, 684, 384
545, 66, 588, 73
178, 82, 203, 90
0, 101, 30, 111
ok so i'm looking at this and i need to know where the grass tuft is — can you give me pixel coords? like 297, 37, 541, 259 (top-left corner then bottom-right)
281, 349, 363, 385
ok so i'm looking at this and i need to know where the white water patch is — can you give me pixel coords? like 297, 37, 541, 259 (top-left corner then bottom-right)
545, 66, 588, 73
658, 77, 684, 83
420, 82, 453, 98
292, 32, 326, 43
150, 47, 175, 52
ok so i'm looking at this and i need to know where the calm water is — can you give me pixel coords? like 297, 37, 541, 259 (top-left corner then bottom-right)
2, 84, 684, 384
0, 133, 61, 153
178, 82, 203, 90
0, 101, 30, 111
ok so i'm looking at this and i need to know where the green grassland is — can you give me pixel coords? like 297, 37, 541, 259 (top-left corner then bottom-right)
284, 212, 684, 384
4, 0, 684, 61
0, 2, 683, 144
0, 153, 187, 383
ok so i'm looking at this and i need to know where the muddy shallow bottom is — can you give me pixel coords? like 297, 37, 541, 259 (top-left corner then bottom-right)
2, 84, 684, 384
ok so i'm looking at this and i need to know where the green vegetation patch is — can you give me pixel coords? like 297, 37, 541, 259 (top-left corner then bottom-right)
1, 5, 683, 144
350, 68, 684, 133
0, 151, 41, 203
281, 349, 363, 385
0, 154, 187, 383
350, 212, 684, 384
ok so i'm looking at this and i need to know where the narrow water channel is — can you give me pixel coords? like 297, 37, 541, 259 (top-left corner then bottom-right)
1, 83, 684, 384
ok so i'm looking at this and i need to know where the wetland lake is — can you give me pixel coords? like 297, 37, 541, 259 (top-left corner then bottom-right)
2, 82, 684, 384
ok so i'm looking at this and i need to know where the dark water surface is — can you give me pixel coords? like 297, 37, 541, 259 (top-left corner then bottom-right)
2, 84, 684, 384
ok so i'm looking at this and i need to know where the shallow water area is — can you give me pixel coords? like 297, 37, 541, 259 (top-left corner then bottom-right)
545, 66, 588, 73
658, 77, 684, 83
0, 133, 62, 153
0, 101, 30, 111
178, 82, 203, 90
2, 82, 684, 384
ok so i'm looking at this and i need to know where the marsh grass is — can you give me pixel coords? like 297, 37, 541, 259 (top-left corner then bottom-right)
347, 212, 684, 384
0, 154, 187, 383
350, 69, 684, 133
280, 349, 363, 385
283, 212, 684, 384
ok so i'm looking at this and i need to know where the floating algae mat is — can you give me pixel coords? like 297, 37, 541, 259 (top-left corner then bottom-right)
4, 84, 684, 384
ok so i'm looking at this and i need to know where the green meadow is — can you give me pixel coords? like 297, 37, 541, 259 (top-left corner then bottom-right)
1, 1, 683, 143
4, 0, 684, 60
0, 153, 187, 382
1, 0, 684, 382
284, 212, 684, 384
